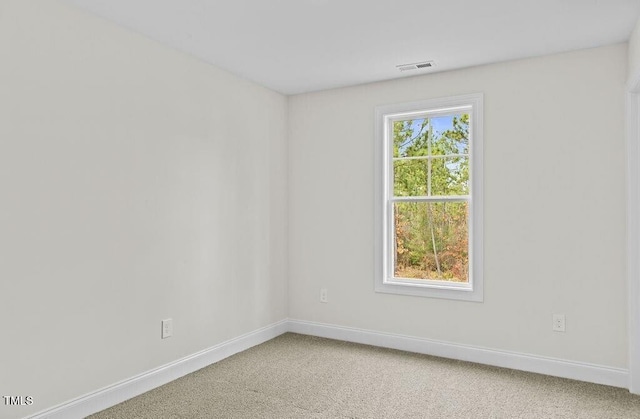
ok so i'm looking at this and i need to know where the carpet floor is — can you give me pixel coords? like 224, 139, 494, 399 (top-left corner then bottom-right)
89, 333, 640, 418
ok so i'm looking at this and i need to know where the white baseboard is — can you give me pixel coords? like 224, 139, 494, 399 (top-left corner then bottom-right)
288, 319, 628, 389
28, 320, 289, 419
28, 318, 629, 418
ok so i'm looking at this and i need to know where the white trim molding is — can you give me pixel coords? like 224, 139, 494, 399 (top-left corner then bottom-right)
27, 318, 632, 418
627, 73, 640, 394
27, 320, 289, 419
288, 319, 628, 389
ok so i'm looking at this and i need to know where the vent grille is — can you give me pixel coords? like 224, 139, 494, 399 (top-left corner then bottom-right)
396, 61, 435, 72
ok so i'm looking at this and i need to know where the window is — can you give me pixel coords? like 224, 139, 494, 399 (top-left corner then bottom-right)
374, 94, 483, 301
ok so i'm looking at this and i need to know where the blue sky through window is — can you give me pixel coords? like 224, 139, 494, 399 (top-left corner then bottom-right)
399, 114, 466, 156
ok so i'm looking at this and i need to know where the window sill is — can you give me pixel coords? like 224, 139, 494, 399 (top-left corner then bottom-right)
375, 278, 483, 302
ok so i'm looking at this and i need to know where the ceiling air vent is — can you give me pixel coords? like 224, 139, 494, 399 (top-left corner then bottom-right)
396, 61, 435, 72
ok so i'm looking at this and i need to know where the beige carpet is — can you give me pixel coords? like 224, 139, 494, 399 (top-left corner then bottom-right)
89, 333, 640, 418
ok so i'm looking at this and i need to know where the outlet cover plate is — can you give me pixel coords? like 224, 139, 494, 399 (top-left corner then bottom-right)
320, 288, 328, 303
552, 314, 565, 332
162, 318, 173, 339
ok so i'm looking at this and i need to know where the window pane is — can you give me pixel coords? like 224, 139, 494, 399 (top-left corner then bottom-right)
431, 156, 469, 196
393, 118, 428, 158
393, 201, 468, 282
394, 159, 427, 196
430, 114, 469, 156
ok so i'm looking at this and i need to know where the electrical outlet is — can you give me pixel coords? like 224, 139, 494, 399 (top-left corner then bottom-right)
162, 318, 173, 339
320, 288, 328, 303
552, 314, 565, 332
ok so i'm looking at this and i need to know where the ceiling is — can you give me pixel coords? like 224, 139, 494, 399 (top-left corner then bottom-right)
66, 0, 640, 95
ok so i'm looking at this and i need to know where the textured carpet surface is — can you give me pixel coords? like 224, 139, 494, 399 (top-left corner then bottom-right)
89, 333, 640, 418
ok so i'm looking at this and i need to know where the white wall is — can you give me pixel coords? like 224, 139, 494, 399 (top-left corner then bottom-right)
629, 17, 640, 84
289, 44, 628, 368
0, 1, 288, 418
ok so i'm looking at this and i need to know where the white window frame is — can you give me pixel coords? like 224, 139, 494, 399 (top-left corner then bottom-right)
374, 93, 484, 302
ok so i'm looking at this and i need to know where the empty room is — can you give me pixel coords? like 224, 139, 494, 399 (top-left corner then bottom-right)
3, 0, 640, 417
